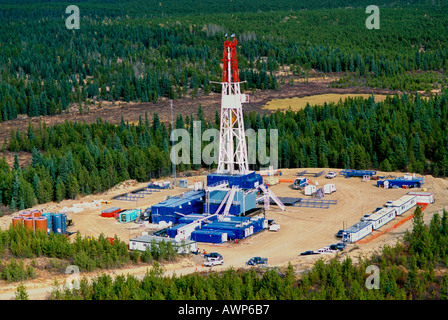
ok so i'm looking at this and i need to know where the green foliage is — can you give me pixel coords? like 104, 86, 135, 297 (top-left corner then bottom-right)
3, 89, 448, 210
48, 207, 448, 301
1, 2, 448, 121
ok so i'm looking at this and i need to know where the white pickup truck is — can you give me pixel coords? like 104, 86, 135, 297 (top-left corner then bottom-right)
203, 253, 224, 267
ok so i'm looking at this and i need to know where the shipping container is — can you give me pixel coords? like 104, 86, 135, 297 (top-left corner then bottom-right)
191, 230, 228, 244
101, 206, 121, 218
119, 209, 140, 223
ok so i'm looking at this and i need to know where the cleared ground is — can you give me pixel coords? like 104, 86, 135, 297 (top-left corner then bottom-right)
1, 167, 447, 299
263, 94, 389, 111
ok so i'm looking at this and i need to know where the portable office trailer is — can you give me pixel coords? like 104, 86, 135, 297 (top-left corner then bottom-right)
119, 209, 140, 223
406, 192, 434, 204
365, 207, 396, 229
191, 230, 228, 243
129, 234, 197, 254
343, 221, 373, 243
201, 222, 247, 239
388, 195, 417, 216
167, 220, 202, 240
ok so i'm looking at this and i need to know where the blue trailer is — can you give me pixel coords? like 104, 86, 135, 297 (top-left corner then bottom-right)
191, 230, 228, 243
377, 176, 424, 189
340, 169, 377, 178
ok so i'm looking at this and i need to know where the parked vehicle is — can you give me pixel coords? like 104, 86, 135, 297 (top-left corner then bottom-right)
326, 171, 337, 179
336, 242, 346, 250
269, 223, 280, 231
204, 252, 222, 260
361, 214, 371, 221
300, 250, 317, 256
335, 229, 344, 238
293, 177, 309, 190
246, 257, 268, 266
330, 242, 347, 251
385, 200, 394, 207
204, 256, 224, 267
315, 246, 336, 254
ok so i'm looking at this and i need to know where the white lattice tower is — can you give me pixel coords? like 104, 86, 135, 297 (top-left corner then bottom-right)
217, 35, 249, 175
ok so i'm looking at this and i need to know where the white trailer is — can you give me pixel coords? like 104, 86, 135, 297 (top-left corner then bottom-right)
304, 185, 317, 196
323, 184, 337, 194
343, 221, 373, 243
129, 234, 197, 254
406, 192, 434, 204
388, 195, 417, 216
365, 207, 397, 230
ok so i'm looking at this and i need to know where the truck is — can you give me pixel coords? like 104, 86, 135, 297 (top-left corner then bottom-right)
325, 171, 337, 179
293, 177, 309, 190
246, 256, 268, 266
267, 219, 280, 231
203, 252, 224, 267
203, 256, 224, 267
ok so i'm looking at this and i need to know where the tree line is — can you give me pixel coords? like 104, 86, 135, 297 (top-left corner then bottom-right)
1, 2, 448, 122
47, 208, 448, 300
0, 224, 179, 283
2, 91, 448, 212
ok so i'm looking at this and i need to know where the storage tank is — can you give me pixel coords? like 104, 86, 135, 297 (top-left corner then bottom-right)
61, 213, 67, 234
35, 217, 48, 234
19, 211, 32, 218
24, 217, 35, 231
42, 212, 52, 234
52, 213, 62, 234
12, 216, 24, 228
30, 209, 42, 218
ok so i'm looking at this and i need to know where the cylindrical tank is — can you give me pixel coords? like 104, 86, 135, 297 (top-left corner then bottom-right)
19, 211, 32, 218
12, 216, 24, 228
61, 213, 67, 235
30, 210, 42, 218
52, 213, 62, 234
42, 212, 52, 234
24, 217, 35, 231
34, 217, 47, 234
